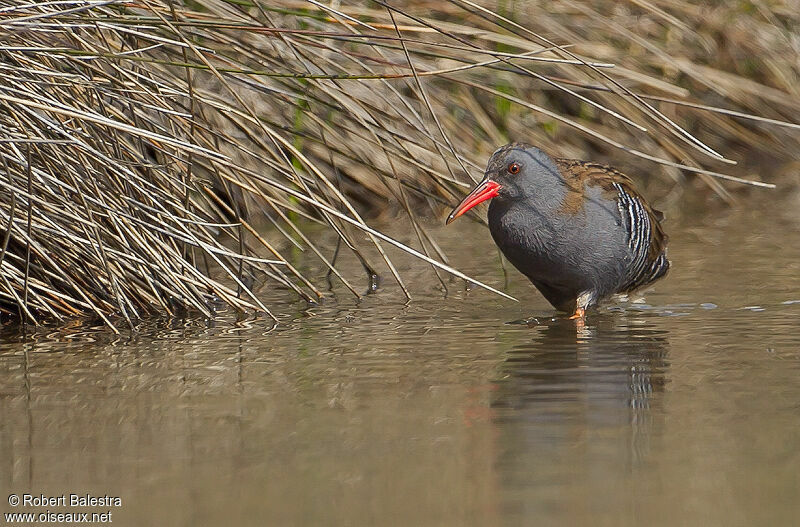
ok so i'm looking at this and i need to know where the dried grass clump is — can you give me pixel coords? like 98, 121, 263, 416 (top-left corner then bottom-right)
0, 0, 797, 329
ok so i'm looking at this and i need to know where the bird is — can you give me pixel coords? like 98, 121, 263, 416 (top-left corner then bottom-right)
446, 142, 669, 319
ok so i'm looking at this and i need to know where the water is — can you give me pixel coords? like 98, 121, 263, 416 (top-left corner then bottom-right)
1, 197, 799, 525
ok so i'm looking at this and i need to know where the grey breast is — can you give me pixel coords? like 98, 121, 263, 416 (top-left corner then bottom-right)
488, 188, 628, 301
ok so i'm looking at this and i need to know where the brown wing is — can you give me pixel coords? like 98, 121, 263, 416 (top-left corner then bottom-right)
555, 158, 670, 290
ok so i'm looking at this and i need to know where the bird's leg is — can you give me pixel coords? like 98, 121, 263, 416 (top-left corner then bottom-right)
569, 292, 592, 320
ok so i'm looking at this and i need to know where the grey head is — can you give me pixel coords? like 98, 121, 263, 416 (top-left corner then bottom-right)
483, 142, 568, 217
445, 142, 569, 226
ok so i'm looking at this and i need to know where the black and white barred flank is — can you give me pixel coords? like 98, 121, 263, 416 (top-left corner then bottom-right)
613, 182, 670, 293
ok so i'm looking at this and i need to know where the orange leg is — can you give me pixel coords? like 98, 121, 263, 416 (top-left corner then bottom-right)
569, 307, 586, 320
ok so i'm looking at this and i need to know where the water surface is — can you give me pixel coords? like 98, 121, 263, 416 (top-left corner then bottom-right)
1, 197, 799, 525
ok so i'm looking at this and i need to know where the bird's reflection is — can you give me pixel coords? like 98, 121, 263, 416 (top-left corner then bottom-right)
492, 313, 669, 477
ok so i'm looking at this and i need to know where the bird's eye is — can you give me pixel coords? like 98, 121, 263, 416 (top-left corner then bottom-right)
508, 162, 520, 174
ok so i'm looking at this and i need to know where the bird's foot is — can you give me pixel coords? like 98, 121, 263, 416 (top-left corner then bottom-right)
568, 307, 585, 320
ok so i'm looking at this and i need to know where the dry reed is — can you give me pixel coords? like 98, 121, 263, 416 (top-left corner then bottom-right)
1, 0, 797, 330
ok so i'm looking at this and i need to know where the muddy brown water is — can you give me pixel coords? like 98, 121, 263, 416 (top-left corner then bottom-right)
1, 196, 799, 525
